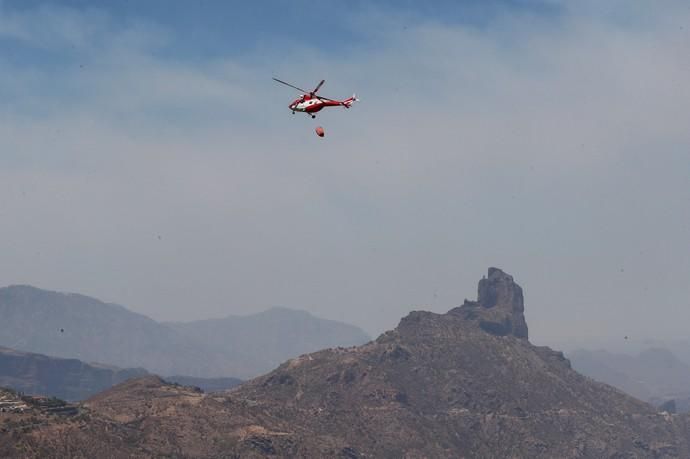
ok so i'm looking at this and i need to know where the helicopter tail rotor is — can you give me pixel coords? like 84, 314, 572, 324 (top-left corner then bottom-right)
342, 94, 358, 108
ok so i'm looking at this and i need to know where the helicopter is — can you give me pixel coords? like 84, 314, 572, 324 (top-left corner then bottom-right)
273, 78, 358, 118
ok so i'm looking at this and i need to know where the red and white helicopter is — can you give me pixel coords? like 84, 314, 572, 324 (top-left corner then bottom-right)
273, 77, 358, 118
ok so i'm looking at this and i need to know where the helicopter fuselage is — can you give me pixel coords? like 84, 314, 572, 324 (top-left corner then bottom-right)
289, 94, 343, 113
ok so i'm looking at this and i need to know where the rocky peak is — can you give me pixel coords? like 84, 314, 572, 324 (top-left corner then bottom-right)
478, 267, 524, 313
453, 268, 529, 339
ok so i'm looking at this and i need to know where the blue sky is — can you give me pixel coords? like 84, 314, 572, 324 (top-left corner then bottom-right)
0, 0, 562, 64
1, 1, 689, 350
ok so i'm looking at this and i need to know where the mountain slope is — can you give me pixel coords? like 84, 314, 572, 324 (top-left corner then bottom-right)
0, 285, 230, 377
168, 307, 371, 377
569, 348, 690, 413
164, 375, 242, 392
3, 268, 690, 458
0, 346, 148, 402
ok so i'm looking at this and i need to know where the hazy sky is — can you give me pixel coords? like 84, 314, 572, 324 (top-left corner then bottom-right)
1, 0, 689, 348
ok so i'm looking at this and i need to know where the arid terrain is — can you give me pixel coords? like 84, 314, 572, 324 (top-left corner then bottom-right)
2, 269, 690, 458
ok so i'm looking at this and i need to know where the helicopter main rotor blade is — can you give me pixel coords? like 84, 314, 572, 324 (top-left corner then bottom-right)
316, 95, 338, 103
272, 77, 309, 94
312, 79, 325, 94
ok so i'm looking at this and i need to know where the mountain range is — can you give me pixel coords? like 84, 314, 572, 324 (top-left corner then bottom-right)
0, 346, 241, 401
569, 348, 690, 413
3, 268, 690, 458
0, 285, 370, 379
0, 346, 147, 402
167, 307, 371, 376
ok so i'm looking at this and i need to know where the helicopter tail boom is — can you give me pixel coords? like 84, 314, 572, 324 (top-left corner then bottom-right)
342, 94, 358, 108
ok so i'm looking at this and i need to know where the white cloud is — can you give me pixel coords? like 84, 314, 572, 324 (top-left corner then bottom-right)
1, 2, 689, 346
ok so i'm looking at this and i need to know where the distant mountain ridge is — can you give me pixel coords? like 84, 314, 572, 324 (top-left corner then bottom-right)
0, 346, 148, 401
3, 268, 690, 458
569, 347, 690, 413
0, 285, 230, 377
0, 285, 370, 379
168, 306, 371, 376
0, 346, 242, 402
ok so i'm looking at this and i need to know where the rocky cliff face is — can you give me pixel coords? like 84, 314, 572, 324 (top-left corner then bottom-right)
3, 268, 690, 458
454, 267, 529, 339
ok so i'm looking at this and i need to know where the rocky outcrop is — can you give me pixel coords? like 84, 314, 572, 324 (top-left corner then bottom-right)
450, 267, 529, 338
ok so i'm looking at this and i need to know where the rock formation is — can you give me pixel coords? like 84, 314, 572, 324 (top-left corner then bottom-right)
453, 267, 529, 338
